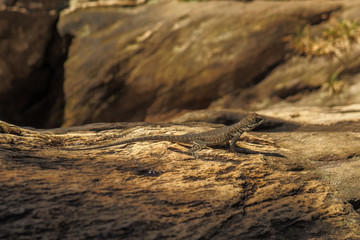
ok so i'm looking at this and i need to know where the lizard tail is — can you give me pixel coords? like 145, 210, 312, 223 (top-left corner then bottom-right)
72, 135, 176, 151
62, 135, 184, 151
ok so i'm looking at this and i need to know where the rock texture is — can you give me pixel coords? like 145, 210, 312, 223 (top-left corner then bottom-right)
0, 0, 67, 10
1, 0, 360, 128
1, 107, 359, 239
0, 0, 67, 128
218, 0, 360, 110
58, 0, 345, 126
65, 0, 147, 13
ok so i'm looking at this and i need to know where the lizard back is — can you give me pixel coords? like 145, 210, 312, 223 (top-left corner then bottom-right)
64, 113, 264, 151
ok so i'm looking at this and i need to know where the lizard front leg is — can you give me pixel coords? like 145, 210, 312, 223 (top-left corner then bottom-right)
229, 131, 243, 152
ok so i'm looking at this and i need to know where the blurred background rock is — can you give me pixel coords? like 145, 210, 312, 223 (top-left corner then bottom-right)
1, 0, 360, 128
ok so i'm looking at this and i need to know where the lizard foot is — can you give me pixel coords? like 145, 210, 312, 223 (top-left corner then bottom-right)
187, 149, 199, 159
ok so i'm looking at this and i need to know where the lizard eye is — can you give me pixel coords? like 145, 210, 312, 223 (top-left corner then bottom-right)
254, 117, 263, 123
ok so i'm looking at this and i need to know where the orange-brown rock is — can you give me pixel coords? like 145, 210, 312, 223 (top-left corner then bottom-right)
2, 0, 360, 129
58, 0, 343, 126
1, 107, 359, 239
0, 0, 68, 128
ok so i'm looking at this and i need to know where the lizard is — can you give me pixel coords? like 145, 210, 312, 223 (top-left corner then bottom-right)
67, 113, 265, 155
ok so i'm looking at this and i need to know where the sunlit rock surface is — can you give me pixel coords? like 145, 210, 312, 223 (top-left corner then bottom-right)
1, 107, 359, 239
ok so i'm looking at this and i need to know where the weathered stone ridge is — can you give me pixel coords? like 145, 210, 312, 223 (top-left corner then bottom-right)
0, 107, 360, 239
1, 1, 360, 239
58, 0, 348, 126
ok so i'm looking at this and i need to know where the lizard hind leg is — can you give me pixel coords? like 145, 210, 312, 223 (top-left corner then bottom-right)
188, 140, 207, 157
229, 137, 240, 152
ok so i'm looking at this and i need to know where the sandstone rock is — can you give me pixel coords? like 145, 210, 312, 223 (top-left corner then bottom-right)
1, 0, 360, 130
58, 0, 342, 126
215, 0, 360, 111
0, 0, 67, 11
64, 0, 147, 13
0, 1, 68, 128
0, 107, 359, 239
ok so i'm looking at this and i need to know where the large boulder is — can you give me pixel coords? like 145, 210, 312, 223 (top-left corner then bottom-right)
58, 0, 342, 126
0, 106, 359, 239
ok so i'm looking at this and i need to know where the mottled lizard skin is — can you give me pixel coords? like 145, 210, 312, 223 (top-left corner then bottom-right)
69, 113, 265, 154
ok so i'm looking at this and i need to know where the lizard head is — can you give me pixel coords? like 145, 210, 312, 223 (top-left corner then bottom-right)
243, 113, 265, 131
